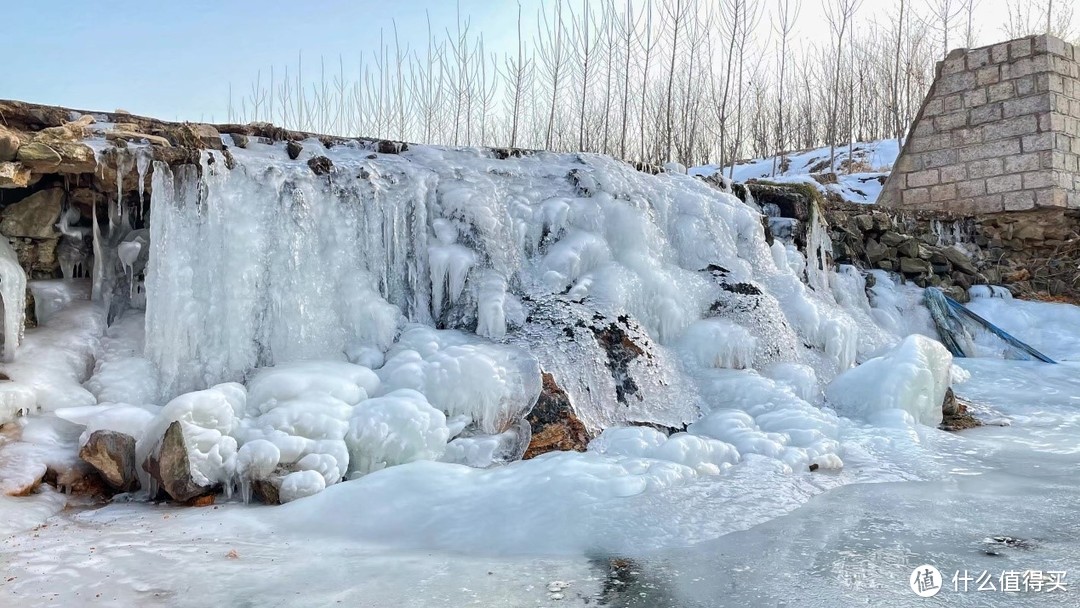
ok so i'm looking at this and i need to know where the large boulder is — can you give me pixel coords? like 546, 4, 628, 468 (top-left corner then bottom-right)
79, 430, 139, 492
523, 372, 591, 459
142, 420, 217, 502
1, 188, 63, 238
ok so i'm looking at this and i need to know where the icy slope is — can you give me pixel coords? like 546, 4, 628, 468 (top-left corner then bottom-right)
1, 135, 965, 550
690, 139, 900, 204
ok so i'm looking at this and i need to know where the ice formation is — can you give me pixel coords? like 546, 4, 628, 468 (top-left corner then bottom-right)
825, 334, 954, 426
0, 236, 27, 362
0, 135, 981, 529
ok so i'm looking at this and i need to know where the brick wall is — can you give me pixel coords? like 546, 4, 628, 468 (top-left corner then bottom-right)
879, 35, 1080, 213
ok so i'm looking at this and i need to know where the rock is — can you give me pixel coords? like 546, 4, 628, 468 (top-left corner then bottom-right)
180, 124, 223, 150
231, 133, 249, 148
880, 231, 907, 247
942, 286, 967, 303
142, 420, 216, 502
50, 142, 97, 173
1003, 268, 1031, 283
0, 125, 22, 161
523, 372, 591, 459
34, 115, 94, 143
876, 259, 895, 271
307, 155, 333, 176
11, 237, 59, 277
1, 188, 63, 238
15, 141, 62, 171
865, 239, 889, 263
375, 140, 407, 155
951, 272, 973, 290
286, 140, 303, 160
853, 214, 873, 232
251, 476, 283, 505
79, 430, 139, 492
24, 287, 36, 329
900, 257, 930, 275
105, 130, 172, 147
0, 162, 33, 188
896, 238, 920, 259
940, 247, 977, 274
1012, 223, 1044, 242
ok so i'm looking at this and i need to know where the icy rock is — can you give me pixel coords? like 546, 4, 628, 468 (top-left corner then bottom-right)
279, 469, 325, 503
522, 372, 590, 459
0, 381, 36, 426
825, 334, 952, 426
142, 420, 219, 502
79, 430, 138, 492
0, 236, 27, 362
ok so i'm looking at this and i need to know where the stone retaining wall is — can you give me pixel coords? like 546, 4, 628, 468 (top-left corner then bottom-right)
879, 34, 1080, 213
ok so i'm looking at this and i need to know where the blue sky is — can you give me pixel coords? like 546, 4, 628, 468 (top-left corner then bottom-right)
5, 0, 519, 121
5, 1, 1029, 123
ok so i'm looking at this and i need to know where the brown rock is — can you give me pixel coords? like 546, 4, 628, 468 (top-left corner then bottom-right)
251, 477, 282, 505
105, 130, 172, 147
0, 125, 23, 161
1, 188, 63, 238
523, 372, 591, 459
51, 142, 97, 173
0, 162, 33, 188
142, 420, 216, 502
15, 141, 62, 171
79, 430, 139, 492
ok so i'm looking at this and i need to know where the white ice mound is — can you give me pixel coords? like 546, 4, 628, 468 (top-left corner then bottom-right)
345, 389, 449, 476
246, 361, 381, 411
589, 426, 740, 475
825, 334, 952, 426
378, 326, 541, 434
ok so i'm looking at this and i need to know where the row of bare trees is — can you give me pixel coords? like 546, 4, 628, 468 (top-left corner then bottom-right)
226, 0, 1076, 172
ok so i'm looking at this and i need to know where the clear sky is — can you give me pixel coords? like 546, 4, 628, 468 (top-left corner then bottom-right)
4, 0, 518, 122
4, 0, 1065, 123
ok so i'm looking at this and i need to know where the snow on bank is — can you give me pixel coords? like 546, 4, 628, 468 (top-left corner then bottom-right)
690, 139, 900, 204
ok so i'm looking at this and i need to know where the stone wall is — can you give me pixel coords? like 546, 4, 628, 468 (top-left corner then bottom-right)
879, 34, 1080, 213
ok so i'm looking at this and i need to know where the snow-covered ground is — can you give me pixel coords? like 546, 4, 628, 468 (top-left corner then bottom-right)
0, 136, 1076, 606
690, 139, 901, 204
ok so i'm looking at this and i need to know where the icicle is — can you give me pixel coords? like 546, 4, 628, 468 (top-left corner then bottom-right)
136, 147, 150, 223
91, 200, 104, 301
0, 236, 27, 362
117, 238, 143, 298
476, 271, 507, 340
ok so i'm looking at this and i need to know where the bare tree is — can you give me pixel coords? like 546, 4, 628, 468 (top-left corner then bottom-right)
825, 0, 861, 172
771, 0, 801, 176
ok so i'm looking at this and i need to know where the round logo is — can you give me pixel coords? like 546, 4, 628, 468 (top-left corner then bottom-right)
910, 564, 943, 597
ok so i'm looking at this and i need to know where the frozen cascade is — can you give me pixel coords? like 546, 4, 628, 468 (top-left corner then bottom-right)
0, 236, 27, 362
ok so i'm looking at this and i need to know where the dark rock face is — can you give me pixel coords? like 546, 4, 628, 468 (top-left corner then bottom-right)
307, 155, 333, 176
80, 430, 139, 492
286, 140, 303, 160
523, 372, 592, 459
142, 420, 215, 502
591, 317, 647, 404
